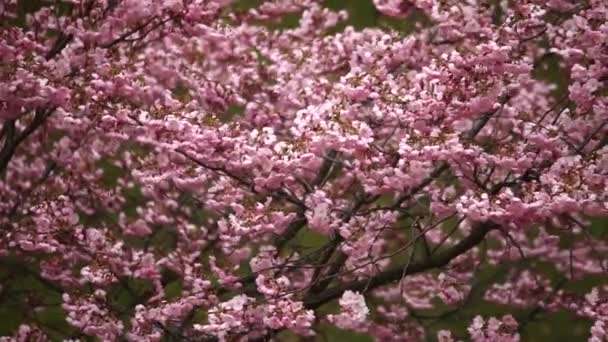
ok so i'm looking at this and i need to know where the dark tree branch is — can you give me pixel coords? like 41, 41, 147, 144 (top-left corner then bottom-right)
271, 149, 341, 250
303, 221, 499, 309
45, 32, 74, 60
0, 107, 55, 175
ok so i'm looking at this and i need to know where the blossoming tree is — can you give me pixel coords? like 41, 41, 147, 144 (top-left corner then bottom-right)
1, 0, 607, 341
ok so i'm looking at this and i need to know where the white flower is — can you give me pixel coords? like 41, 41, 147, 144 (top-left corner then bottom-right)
339, 290, 369, 321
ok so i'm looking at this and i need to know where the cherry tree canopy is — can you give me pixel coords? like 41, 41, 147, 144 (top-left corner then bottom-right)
1, 0, 607, 341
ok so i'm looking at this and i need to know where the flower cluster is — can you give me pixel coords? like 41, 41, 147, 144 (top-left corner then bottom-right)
467, 315, 520, 342
327, 290, 370, 330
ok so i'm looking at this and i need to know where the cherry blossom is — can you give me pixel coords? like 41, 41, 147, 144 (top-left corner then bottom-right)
0, 0, 607, 340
